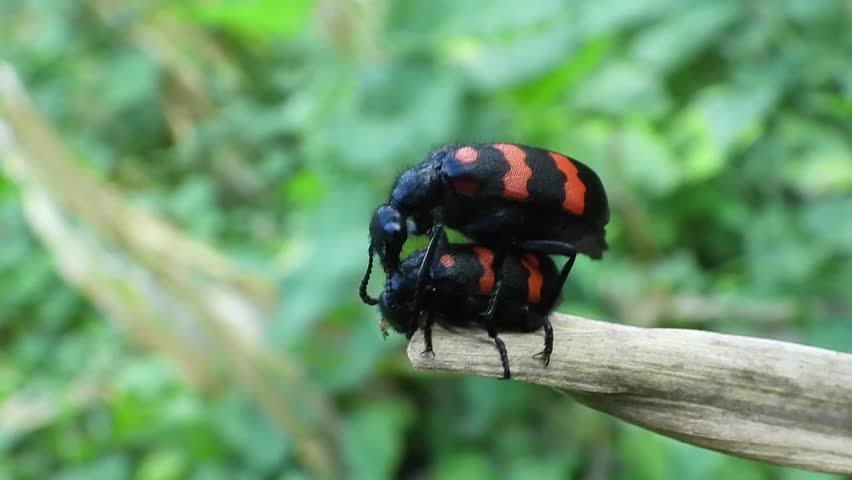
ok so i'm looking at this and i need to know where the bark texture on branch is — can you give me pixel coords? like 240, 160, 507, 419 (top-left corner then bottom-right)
407, 313, 852, 474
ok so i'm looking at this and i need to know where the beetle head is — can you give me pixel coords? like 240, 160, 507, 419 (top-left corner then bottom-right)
377, 269, 417, 335
369, 204, 408, 273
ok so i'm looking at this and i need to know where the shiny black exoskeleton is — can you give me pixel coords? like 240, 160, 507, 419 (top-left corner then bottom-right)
360, 143, 608, 331
379, 236, 569, 379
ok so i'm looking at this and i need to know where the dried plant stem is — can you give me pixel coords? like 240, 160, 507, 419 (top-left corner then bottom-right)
408, 313, 852, 475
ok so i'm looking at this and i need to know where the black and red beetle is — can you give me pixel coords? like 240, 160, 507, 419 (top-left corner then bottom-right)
360, 143, 608, 325
378, 236, 569, 379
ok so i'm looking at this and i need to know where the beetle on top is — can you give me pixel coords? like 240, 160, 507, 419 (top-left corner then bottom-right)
361, 143, 609, 308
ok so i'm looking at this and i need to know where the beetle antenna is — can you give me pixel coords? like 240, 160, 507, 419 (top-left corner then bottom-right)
360, 247, 379, 305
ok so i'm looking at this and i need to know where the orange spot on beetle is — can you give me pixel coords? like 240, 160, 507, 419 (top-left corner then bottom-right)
439, 254, 456, 268
494, 144, 532, 200
472, 246, 495, 295
454, 146, 479, 164
548, 152, 586, 215
452, 178, 479, 196
520, 254, 543, 304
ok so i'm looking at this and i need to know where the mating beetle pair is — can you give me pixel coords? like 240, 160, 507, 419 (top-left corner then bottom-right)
360, 143, 609, 378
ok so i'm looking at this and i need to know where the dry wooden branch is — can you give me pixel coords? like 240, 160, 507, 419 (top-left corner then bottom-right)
407, 313, 852, 474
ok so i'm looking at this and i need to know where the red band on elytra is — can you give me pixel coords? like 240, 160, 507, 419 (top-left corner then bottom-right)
494, 144, 532, 200
548, 151, 586, 215
472, 246, 495, 295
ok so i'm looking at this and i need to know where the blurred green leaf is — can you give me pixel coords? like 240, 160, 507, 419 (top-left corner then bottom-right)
786, 145, 852, 197
454, 29, 575, 90
778, 468, 846, 480
53, 454, 130, 480
435, 452, 497, 480
507, 457, 572, 480
137, 449, 188, 480
212, 393, 290, 472
802, 198, 852, 254
617, 425, 673, 480
574, 0, 681, 36
631, 2, 739, 73
571, 60, 670, 117
508, 35, 612, 107
180, 0, 314, 39
98, 52, 159, 119
343, 400, 414, 479
805, 319, 852, 355
674, 80, 780, 182
283, 170, 325, 209
615, 122, 680, 195
709, 457, 768, 480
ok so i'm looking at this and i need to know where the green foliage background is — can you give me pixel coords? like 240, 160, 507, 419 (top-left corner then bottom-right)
1, 0, 851, 479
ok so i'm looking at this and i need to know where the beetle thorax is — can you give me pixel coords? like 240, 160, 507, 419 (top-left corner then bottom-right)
389, 158, 442, 217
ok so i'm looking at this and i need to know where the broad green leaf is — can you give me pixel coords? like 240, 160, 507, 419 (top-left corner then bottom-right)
616, 425, 673, 480
343, 400, 414, 480
616, 122, 681, 195
674, 81, 780, 181
52, 455, 130, 480
180, 0, 314, 39
435, 452, 497, 480
571, 60, 670, 117
137, 449, 188, 480
632, 2, 739, 73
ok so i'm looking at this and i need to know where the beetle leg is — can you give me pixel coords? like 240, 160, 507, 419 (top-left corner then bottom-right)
420, 310, 435, 358
531, 316, 554, 367
480, 242, 510, 323
516, 240, 574, 366
414, 225, 445, 312
489, 329, 511, 379
515, 240, 576, 257
479, 242, 511, 379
